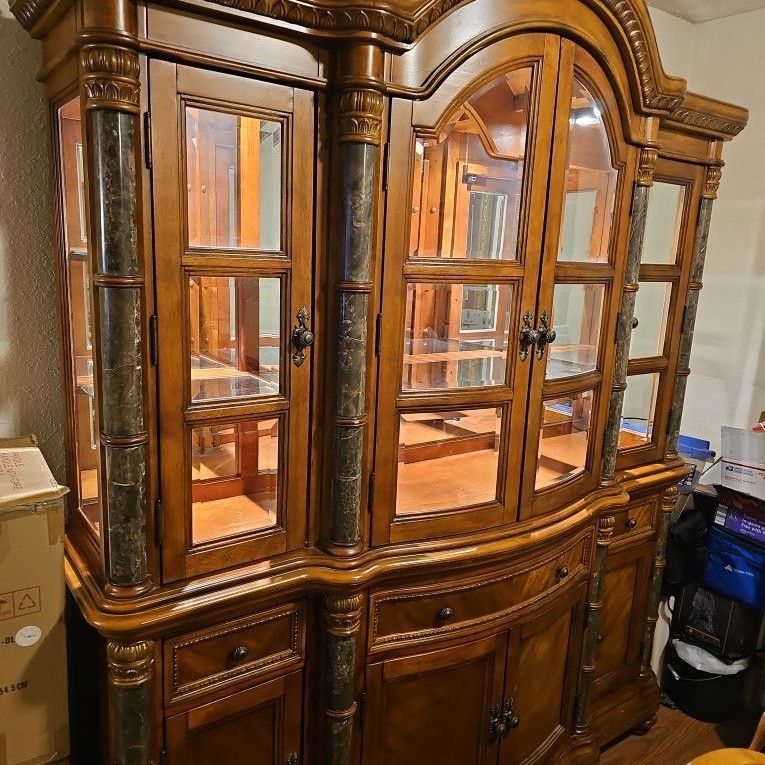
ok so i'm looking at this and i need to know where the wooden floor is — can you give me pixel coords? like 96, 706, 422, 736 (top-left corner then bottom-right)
601, 706, 759, 765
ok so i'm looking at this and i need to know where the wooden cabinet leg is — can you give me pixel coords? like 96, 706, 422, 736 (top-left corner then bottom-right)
633, 714, 658, 736
107, 640, 156, 765
324, 593, 363, 765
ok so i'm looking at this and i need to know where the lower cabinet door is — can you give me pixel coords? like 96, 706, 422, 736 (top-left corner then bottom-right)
165, 671, 302, 765
362, 634, 508, 765
500, 584, 586, 764
594, 542, 653, 695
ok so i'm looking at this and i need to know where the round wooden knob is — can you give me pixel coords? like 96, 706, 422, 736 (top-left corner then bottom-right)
429, 206, 438, 214
626, 518, 638, 530
557, 566, 569, 579
231, 644, 249, 661
435, 606, 454, 624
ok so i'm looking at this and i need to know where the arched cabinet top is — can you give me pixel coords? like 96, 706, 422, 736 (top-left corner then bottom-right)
13, 0, 749, 139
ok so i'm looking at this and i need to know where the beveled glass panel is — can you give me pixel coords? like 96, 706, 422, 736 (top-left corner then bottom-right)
630, 281, 672, 359
557, 80, 617, 263
189, 275, 281, 402
185, 107, 282, 250
396, 408, 502, 515
546, 283, 605, 380
402, 283, 511, 391
409, 67, 533, 261
191, 418, 279, 544
536, 390, 595, 490
59, 95, 101, 528
642, 182, 685, 264
619, 373, 660, 449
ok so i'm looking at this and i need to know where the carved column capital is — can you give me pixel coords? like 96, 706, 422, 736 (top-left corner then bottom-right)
636, 147, 659, 186
324, 593, 364, 637
703, 166, 723, 199
597, 514, 616, 546
107, 639, 155, 687
337, 88, 384, 146
80, 44, 140, 113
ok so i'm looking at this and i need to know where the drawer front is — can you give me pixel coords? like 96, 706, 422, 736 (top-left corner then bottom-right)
611, 499, 658, 545
369, 530, 592, 652
164, 602, 305, 705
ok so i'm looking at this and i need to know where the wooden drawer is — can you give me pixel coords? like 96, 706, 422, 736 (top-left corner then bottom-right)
368, 530, 592, 653
164, 602, 305, 705
611, 499, 658, 546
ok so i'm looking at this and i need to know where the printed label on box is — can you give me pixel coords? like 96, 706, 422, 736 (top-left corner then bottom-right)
12, 586, 40, 617
0, 593, 11, 622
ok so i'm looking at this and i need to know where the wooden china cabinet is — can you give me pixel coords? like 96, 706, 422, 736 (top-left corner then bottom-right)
12, 0, 746, 762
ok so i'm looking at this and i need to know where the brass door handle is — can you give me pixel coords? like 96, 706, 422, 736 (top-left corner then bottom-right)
535, 310, 557, 360
291, 307, 314, 367
519, 310, 540, 361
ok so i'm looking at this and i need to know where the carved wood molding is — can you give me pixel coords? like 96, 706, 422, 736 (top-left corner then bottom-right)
703, 166, 723, 200
337, 88, 384, 145
80, 45, 141, 113
597, 514, 616, 546
635, 147, 658, 187
324, 592, 363, 637
667, 106, 747, 139
9, 0, 49, 30
107, 639, 155, 687
599, 0, 681, 113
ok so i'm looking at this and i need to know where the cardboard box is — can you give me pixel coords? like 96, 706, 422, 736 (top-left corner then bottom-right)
0, 436, 69, 765
721, 426, 765, 501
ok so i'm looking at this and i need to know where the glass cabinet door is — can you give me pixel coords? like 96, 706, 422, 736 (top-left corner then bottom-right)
56, 95, 102, 540
373, 34, 563, 544
618, 159, 702, 463
151, 63, 313, 580
521, 44, 633, 516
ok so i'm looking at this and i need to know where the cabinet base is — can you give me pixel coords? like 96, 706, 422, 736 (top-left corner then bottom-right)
592, 674, 661, 748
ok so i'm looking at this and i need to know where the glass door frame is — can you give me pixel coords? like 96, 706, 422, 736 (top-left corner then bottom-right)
617, 158, 703, 468
519, 42, 637, 518
372, 33, 563, 546
150, 61, 313, 581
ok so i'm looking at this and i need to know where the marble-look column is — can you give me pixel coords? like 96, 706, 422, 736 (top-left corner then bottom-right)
106, 640, 155, 765
666, 166, 722, 458
575, 514, 615, 734
323, 593, 363, 765
601, 148, 658, 482
640, 485, 677, 678
325, 44, 384, 555
81, 43, 151, 593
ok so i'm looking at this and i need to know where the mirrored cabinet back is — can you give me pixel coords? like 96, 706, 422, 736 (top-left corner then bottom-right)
11, 0, 747, 763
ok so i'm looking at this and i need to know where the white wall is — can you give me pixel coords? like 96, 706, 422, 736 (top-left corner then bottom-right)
649, 6, 765, 454
0, 0, 65, 479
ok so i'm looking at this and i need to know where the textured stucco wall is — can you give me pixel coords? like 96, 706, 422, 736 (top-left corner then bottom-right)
0, 0, 65, 480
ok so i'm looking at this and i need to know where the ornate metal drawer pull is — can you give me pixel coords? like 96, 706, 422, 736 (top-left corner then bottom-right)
291, 307, 314, 367
287, 754, 299, 765
626, 517, 638, 530
435, 606, 454, 624
519, 310, 540, 362
231, 644, 249, 661
489, 700, 520, 740
557, 565, 569, 580
535, 310, 557, 360
489, 704, 507, 740
502, 699, 520, 731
